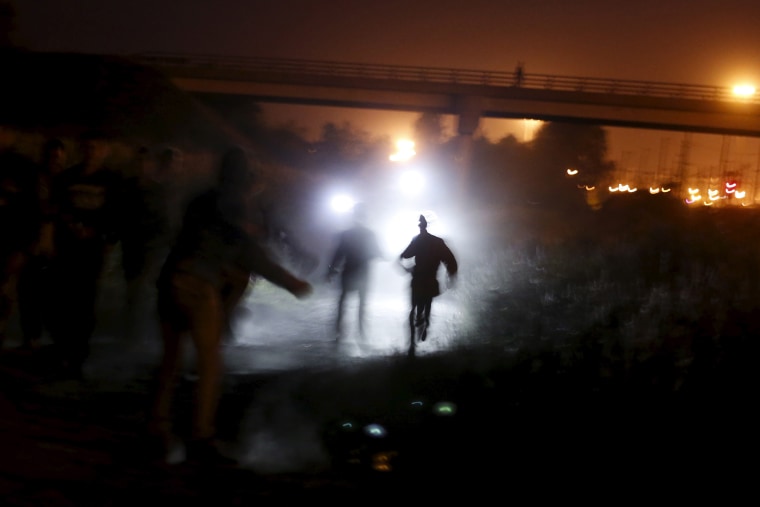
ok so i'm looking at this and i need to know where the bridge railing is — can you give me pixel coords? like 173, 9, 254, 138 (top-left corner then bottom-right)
134, 52, 756, 104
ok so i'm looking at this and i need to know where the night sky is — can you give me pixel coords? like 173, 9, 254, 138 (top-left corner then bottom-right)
13, 0, 760, 84
10, 1, 760, 161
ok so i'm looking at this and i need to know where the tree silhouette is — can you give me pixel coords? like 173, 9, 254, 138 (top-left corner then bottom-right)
528, 122, 615, 209
413, 112, 446, 154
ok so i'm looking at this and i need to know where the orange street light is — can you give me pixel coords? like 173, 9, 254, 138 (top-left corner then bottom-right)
732, 84, 756, 98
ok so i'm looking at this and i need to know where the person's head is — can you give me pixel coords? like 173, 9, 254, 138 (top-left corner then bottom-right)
41, 138, 66, 174
418, 214, 428, 230
79, 130, 111, 170
156, 147, 183, 180
132, 145, 154, 178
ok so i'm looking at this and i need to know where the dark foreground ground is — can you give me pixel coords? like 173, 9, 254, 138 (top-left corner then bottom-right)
1, 337, 754, 505
1, 199, 759, 503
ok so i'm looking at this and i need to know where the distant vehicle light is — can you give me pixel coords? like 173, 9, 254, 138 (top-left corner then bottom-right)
433, 401, 457, 416
363, 423, 387, 438
330, 193, 356, 213
398, 169, 425, 196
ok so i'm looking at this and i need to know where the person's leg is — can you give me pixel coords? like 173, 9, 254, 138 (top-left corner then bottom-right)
182, 278, 237, 464
418, 298, 433, 342
335, 288, 347, 340
423, 299, 432, 327
187, 281, 224, 442
407, 305, 417, 356
66, 259, 101, 377
149, 319, 184, 439
17, 256, 44, 347
357, 277, 368, 339
408, 289, 420, 355
0, 251, 24, 347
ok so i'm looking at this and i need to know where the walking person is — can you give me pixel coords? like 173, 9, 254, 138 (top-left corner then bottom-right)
147, 146, 312, 466
399, 214, 458, 356
326, 202, 382, 346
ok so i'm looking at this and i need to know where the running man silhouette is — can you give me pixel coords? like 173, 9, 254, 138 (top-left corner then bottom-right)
326, 203, 382, 344
399, 214, 458, 356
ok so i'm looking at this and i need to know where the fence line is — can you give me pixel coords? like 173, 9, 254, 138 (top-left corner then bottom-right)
133, 52, 755, 104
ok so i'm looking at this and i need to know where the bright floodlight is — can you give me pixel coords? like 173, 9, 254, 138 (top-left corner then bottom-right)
330, 193, 356, 213
398, 169, 425, 196
732, 84, 756, 98
389, 139, 416, 162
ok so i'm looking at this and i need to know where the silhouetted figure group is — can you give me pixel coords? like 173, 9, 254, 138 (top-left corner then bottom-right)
326, 207, 459, 357
2, 128, 126, 382
0, 129, 188, 378
1, 124, 463, 468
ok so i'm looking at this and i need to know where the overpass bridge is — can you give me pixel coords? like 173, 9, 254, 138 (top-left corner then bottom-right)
133, 53, 760, 138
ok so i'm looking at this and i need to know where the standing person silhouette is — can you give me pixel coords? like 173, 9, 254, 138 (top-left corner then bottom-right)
514, 61, 525, 87
148, 146, 312, 466
0, 125, 38, 349
399, 214, 458, 356
326, 203, 382, 345
46, 131, 125, 378
17, 138, 67, 349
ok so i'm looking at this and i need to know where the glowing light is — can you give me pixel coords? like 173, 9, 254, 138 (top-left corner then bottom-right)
433, 401, 457, 416
732, 84, 756, 98
650, 187, 660, 194
389, 139, 416, 162
566, 168, 578, 176
398, 169, 425, 196
523, 119, 542, 141
364, 423, 387, 438
736, 190, 746, 198
608, 183, 637, 193
686, 194, 702, 204
330, 193, 356, 213
372, 451, 397, 472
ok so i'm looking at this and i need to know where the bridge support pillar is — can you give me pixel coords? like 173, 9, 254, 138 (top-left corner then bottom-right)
454, 95, 482, 205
